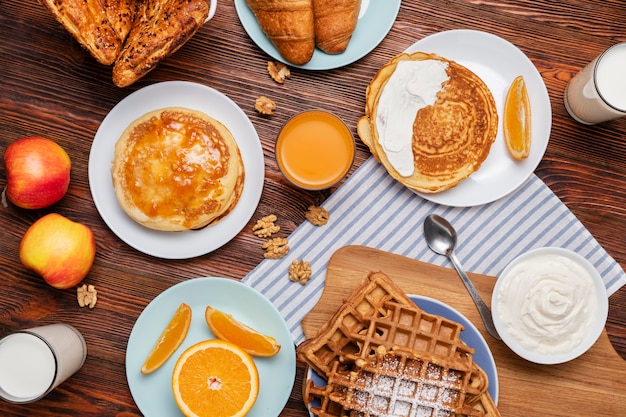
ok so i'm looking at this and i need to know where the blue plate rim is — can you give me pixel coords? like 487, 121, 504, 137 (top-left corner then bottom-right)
125, 277, 296, 417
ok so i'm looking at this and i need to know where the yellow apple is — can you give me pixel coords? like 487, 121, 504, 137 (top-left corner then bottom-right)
4, 136, 71, 209
20, 213, 96, 289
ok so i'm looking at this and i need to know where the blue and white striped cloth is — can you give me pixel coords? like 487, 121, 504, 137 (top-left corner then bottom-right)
242, 156, 626, 344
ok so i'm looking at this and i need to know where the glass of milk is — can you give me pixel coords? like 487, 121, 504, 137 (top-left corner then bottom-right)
0, 324, 87, 403
564, 42, 626, 124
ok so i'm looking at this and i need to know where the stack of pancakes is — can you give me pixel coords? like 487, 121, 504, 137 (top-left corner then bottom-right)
357, 52, 498, 193
111, 107, 244, 232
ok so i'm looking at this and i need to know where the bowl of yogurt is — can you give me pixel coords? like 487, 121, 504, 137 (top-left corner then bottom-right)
491, 247, 608, 364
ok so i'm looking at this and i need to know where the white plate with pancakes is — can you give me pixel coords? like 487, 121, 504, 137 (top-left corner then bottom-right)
406, 29, 551, 207
234, 0, 401, 70
126, 277, 296, 417
305, 294, 499, 415
89, 81, 264, 259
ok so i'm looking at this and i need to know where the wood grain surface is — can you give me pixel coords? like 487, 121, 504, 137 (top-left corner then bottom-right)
302, 245, 626, 416
1, 1, 626, 416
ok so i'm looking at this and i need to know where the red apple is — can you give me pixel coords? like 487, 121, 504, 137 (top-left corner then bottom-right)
20, 213, 96, 289
4, 136, 71, 209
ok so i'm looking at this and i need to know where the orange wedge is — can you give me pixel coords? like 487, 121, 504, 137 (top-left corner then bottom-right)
503, 75, 532, 160
205, 306, 281, 357
172, 339, 259, 417
140, 302, 191, 375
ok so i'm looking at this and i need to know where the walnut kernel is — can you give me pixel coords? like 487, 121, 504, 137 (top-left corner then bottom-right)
305, 205, 330, 226
255, 96, 276, 115
262, 237, 289, 259
288, 259, 312, 285
77, 284, 97, 309
253, 214, 280, 238
267, 61, 291, 84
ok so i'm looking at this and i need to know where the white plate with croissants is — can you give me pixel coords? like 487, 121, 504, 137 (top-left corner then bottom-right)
235, 0, 401, 69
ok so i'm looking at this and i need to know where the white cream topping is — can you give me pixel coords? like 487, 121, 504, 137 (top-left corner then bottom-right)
496, 254, 597, 355
375, 59, 449, 176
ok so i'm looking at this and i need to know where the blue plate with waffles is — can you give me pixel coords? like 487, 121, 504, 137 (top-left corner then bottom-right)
305, 294, 498, 415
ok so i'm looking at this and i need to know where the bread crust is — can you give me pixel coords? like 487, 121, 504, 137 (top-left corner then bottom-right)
112, 0, 209, 87
311, 0, 360, 54
245, 0, 315, 65
40, 0, 136, 65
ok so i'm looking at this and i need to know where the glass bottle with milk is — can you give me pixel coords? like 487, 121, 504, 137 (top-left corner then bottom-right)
0, 324, 87, 403
564, 42, 626, 124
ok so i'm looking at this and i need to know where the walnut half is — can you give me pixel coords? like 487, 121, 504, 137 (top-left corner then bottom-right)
305, 205, 330, 226
255, 96, 276, 116
288, 259, 312, 285
253, 214, 280, 238
267, 61, 291, 84
77, 284, 97, 309
262, 237, 289, 259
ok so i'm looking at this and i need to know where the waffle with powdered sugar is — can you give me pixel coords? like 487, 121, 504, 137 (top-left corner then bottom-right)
298, 271, 499, 417
306, 346, 484, 417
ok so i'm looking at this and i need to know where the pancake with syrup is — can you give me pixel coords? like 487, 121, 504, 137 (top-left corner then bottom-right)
111, 107, 244, 231
357, 52, 498, 193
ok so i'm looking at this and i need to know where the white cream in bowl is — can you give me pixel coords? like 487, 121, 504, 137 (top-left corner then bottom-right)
492, 247, 608, 364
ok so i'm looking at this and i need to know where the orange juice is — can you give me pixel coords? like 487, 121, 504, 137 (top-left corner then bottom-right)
276, 110, 355, 190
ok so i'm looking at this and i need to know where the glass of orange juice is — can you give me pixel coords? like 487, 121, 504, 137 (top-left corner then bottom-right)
276, 110, 355, 190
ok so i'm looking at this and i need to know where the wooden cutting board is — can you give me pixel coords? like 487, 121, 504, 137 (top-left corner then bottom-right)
301, 245, 626, 416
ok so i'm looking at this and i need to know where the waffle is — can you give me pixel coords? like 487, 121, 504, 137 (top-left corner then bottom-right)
305, 346, 484, 417
298, 271, 416, 376
297, 271, 500, 417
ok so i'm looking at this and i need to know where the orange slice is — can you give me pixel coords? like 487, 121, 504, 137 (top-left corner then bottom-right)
504, 75, 532, 160
205, 306, 281, 357
140, 302, 191, 375
172, 339, 259, 417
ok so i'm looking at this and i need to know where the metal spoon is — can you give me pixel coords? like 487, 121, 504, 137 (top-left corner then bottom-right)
423, 214, 501, 340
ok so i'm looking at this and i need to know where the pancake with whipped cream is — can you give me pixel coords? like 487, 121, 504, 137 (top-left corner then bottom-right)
111, 107, 244, 231
357, 52, 498, 193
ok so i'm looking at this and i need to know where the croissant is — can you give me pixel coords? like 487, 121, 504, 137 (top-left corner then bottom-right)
312, 0, 360, 54
112, 0, 209, 87
245, 0, 315, 66
40, 0, 135, 65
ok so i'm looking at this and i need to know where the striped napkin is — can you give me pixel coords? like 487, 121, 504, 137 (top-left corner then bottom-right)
242, 156, 626, 344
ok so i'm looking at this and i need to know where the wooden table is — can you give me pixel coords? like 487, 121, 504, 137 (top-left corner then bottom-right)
1, 1, 625, 416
